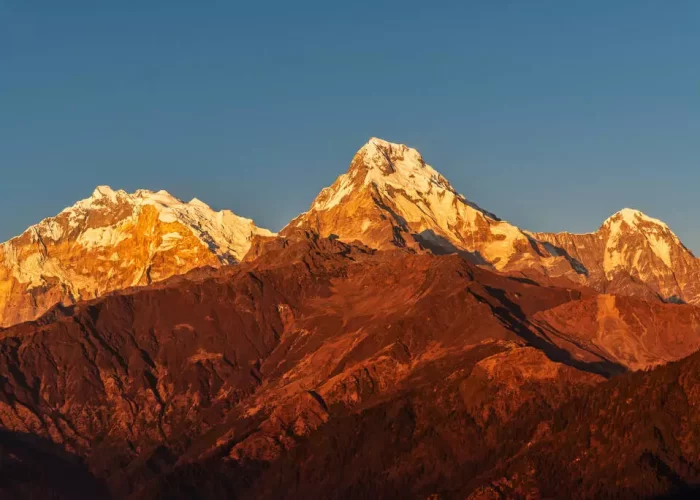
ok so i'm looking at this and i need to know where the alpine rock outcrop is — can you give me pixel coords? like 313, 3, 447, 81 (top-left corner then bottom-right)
0, 186, 272, 327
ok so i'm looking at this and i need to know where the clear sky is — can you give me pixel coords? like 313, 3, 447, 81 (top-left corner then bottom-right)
2, 1, 699, 250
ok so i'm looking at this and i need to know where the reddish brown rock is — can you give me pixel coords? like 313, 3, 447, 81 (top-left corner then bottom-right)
0, 230, 698, 499
535, 293, 700, 370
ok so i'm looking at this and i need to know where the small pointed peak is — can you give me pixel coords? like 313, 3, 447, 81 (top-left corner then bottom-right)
92, 185, 115, 198
617, 207, 645, 218
603, 208, 671, 232
362, 137, 410, 154
188, 197, 210, 209
90, 185, 120, 203
353, 137, 428, 177
367, 136, 398, 148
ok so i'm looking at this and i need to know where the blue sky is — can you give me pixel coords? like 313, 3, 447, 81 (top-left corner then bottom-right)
2, 1, 699, 250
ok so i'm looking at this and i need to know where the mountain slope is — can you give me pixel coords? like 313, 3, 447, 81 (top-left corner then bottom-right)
533, 208, 700, 305
534, 293, 700, 371
0, 231, 607, 497
0, 186, 272, 327
239, 332, 700, 500
1, 231, 700, 497
469, 347, 700, 498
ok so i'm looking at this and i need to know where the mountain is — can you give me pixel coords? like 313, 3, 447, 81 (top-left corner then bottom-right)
248, 320, 700, 500
533, 293, 700, 371
0, 230, 605, 497
1, 230, 700, 498
0, 186, 272, 327
2, 139, 694, 331
533, 208, 700, 305
468, 347, 700, 499
4, 138, 700, 498
284, 138, 575, 275
288, 137, 700, 306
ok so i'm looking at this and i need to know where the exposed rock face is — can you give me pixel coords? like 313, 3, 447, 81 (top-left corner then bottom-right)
0, 186, 272, 327
284, 138, 576, 275
533, 208, 700, 305
0, 252, 290, 497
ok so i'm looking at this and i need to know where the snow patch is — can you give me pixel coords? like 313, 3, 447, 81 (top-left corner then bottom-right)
78, 226, 131, 249
647, 233, 673, 268
313, 173, 356, 211
157, 232, 184, 252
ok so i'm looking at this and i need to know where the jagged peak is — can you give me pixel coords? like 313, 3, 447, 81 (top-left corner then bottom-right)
355, 137, 427, 176
91, 185, 119, 200
361, 136, 410, 152
310, 138, 442, 211
599, 207, 683, 272
82, 187, 213, 212
1, 185, 273, 250
188, 197, 209, 209
366, 136, 403, 150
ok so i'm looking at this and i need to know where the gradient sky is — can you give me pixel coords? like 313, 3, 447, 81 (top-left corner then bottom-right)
2, 2, 700, 250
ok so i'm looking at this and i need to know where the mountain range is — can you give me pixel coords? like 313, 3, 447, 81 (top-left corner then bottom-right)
2, 138, 700, 498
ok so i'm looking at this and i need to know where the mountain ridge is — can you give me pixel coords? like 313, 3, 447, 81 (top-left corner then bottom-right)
0, 185, 272, 327
288, 137, 700, 306
2, 229, 700, 498
0, 137, 697, 323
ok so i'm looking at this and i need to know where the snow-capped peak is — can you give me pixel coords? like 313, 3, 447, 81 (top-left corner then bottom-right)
188, 197, 210, 209
313, 137, 463, 212
601, 208, 681, 274
358, 137, 430, 178
365, 136, 400, 150
0, 186, 273, 326
297, 137, 532, 270
603, 208, 672, 232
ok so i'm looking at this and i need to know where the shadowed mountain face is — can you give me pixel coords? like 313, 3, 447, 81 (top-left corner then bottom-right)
0, 231, 700, 498
0, 429, 109, 499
